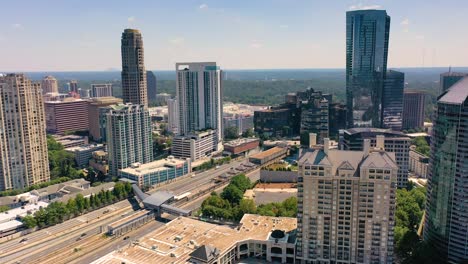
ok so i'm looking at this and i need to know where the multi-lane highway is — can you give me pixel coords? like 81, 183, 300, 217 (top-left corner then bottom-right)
0, 158, 255, 264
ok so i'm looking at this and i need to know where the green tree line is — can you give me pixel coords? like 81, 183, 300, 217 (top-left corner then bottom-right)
47, 135, 82, 180
21, 182, 133, 229
194, 156, 232, 171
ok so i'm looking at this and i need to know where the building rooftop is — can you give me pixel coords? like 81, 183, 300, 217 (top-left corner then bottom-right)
250, 146, 286, 160
65, 144, 103, 152
142, 191, 174, 207
344, 127, 406, 136
224, 138, 259, 148
439, 76, 468, 104
119, 157, 187, 176
92, 214, 296, 264
0, 201, 49, 224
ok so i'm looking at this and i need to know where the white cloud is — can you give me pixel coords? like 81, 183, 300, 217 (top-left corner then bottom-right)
11, 23, 23, 29
199, 4, 208, 9
127, 16, 135, 23
400, 18, 410, 25
250, 40, 263, 49
169, 37, 185, 45
280, 25, 289, 29
349, 4, 382, 10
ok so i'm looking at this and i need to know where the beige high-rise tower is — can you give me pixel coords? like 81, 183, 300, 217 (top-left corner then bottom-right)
0, 74, 50, 191
297, 135, 397, 263
121, 29, 147, 107
42, 75, 59, 94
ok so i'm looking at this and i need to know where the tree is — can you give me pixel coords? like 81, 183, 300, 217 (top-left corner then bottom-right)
224, 126, 239, 140
412, 137, 430, 156
0, 205, 9, 213
235, 199, 257, 220
221, 185, 243, 205
230, 174, 251, 192
75, 194, 86, 213
22, 215, 37, 229
242, 129, 255, 138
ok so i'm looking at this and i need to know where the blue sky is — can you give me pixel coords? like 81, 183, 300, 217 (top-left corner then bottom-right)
1, 0, 467, 71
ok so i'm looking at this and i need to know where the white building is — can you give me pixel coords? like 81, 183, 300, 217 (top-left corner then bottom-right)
167, 97, 179, 134
91, 84, 113, 98
172, 130, 219, 162
65, 144, 104, 168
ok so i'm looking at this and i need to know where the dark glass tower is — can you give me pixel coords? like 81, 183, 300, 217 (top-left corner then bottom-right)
146, 71, 157, 103
346, 10, 390, 128
382, 70, 404, 130
121, 29, 147, 107
424, 77, 468, 263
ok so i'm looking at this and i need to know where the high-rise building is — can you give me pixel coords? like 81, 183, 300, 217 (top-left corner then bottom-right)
78, 88, 91, 98
424, 77, 468, 263
346, 10, 390, 128
167, 97, 179, 135
121, 29, 147, 107
382, 70, 404, 130
402, 91, 425, 130
340, 128, 411, 188
297, 136, 397, 263
146, 71, 157, 103
439, 71, 468, 95
87, 97, 123, 142
91, 84, 113, 98
299, 88, 329, 143
172, 62, 223, 160
106, 104, 153, 176
69, 80, 78, 93
329, 102, 347, 137
0, 74, 50, 191
42, 75, 59, 95
44, 98, 89, 134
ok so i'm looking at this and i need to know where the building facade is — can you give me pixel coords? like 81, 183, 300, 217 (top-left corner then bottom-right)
44, 98, 89, 134
87, 96, 123, 142
167, 97, 179, 135
106, 104, 153, 176
299, 88, 329, 143
171, 130, 218, 162
146, 71, 157, 103
424, 77, 468, 263
65, 144, 104, 168
382, 70, 404, 130
340, 128, 411, 188
91, 84, 113, 98
223, 114, 254, 136
297, 137, 397, 263
121, 29, 147, 107
69, 80, 78, 93
439, 71, 468, 95
0, 74, 50, 191
42, 75, 59, 95
408, 149, 429, 178
402, 91, 425, 130
346, 10, 390, 128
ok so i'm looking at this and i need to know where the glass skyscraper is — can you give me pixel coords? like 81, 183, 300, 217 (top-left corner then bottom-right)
424, 77, 468, 263
346, 10, 390, 128
382, 70, 404, 130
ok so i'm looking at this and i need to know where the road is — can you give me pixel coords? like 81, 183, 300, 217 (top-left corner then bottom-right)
0, 158, 254, 264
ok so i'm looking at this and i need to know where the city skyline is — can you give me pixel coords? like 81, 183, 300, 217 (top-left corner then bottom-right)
1, 0, 468, 71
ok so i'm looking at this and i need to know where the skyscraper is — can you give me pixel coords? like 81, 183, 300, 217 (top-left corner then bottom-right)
87, 97, 123, 142
106, 104, 153, 176
121, 29, 147, 107
0, 74, 50, 191
42, 75, 59, 94
91, 84, 113, 97
297, 136, 397, 263
382, 70, 404, 130
346, 10, 390, 128
167, 97, 179, 135
402, 91, 425, 130
424, 77, 468, 263
146, 71, 157, 103
44, 98, 89, 134
171, 62, 223, 161
439, 71, 468, 95
69, 80, 78, 93
299, 88, 330, 143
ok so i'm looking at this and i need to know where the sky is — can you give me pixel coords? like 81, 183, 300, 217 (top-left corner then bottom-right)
1, 0, 467, 71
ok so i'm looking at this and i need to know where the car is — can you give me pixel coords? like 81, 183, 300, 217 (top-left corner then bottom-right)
19, 238, 28, 243
81, 233, 86, 237
123, 236, 130, 240
76, 237, 82, 241
215, 165, 220, 169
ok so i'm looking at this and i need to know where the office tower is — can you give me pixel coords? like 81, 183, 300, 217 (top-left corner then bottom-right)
88, 97, 123, 142
299, 88, 329, 143
329, 102, 347, 137
340, 128, 411, 188
402, 91, 425, 130
155, 93, 172, 105
424, 77, 468, 263
0, 74, 50, 191
69, 80, 78, 93
91, 84, 113, 98
42, 75, 59, 94
146, 71, 157, 103
172, 62, 223, 161
346, 10, 390, 128
106, 104, 153, 176
121, 29, 147, 107
44, 98, 89, 134
297, 136, 397, 263
382, 70, 404, 130
167, 97, 179, 135
78, 88, 91, 98
439, 71, 468, 95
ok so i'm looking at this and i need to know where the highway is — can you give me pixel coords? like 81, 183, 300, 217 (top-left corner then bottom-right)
0, 158, 255, 264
